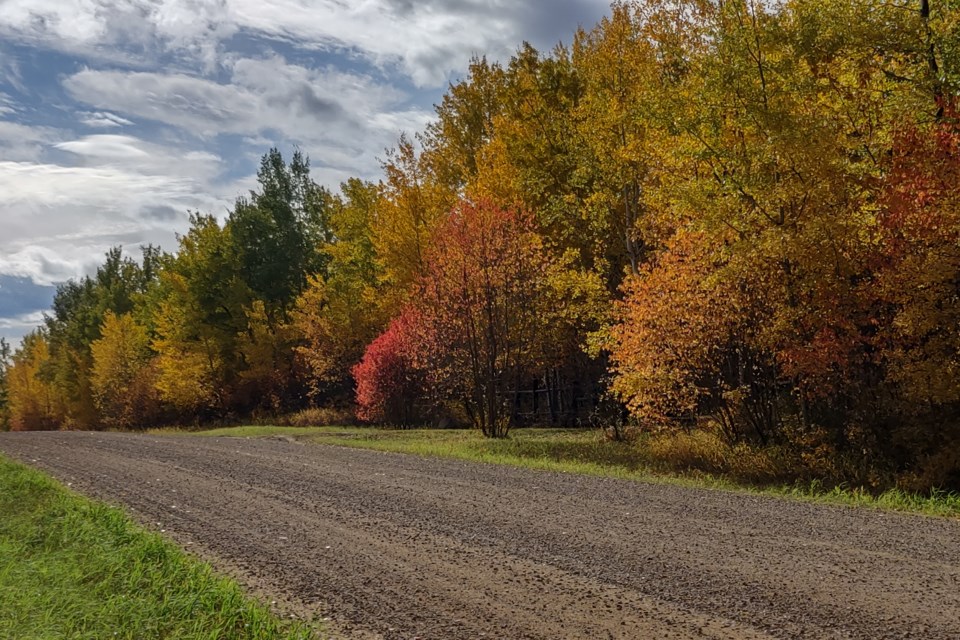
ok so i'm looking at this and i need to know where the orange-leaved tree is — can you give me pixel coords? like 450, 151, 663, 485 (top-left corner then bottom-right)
609, 229, 780, 443
874, 112, 960, 407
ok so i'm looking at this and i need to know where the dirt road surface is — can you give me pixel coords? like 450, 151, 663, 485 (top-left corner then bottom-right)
1, 431, 958, 639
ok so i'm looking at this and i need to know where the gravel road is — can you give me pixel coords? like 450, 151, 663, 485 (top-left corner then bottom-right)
1, 431, 958, 639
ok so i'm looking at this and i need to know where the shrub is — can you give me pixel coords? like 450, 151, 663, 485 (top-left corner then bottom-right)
352, 308, 426, 426
281, 407, 357, 427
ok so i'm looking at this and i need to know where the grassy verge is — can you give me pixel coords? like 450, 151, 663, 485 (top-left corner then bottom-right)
0, 455, 318, 640
156, 424, 960, 519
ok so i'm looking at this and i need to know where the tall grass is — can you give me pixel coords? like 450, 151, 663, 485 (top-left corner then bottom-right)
0, 455, 318, 640
161, 424, 960, 518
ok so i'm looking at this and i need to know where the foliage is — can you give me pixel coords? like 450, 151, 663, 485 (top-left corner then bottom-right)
0, 338, 10, 430
229, 149, 333, 315
352, 307, 426, 426
43, 247, 163, 429
90, 312, 160, 430
236, 301, 302, 414
6, 332, 62, 431
9, 1, 960, 490
610, 230, 772, 441
291, 179, 388, 400
280, 406, 357, 427
875, 113, 960, 406
374, 135, 456, 302
413, 199, 551, 437
151, 215, 245, 417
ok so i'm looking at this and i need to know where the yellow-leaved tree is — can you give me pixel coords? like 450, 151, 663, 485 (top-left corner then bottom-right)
152, 289, 221, 417
236, 300, 300, 413
7, 332, 63, 431
90, 312, 160, 430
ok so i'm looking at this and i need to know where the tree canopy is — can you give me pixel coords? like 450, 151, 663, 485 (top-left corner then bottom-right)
7, 0, 960, 490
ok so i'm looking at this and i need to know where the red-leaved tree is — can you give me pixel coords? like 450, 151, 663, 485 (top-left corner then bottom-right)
873, 112, 960, 407
415, 198, 550, 437
352, 306, 425, 426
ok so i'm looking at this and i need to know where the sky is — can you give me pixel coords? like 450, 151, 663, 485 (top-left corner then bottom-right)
0, 0, 611, 348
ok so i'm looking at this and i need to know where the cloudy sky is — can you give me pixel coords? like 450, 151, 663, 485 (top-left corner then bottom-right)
0, 0, 611, 348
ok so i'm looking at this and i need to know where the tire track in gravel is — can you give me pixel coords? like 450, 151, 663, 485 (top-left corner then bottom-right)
1, 431, 958, 639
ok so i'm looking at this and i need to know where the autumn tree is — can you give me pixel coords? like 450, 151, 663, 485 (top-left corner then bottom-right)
6, 331, 62, 431
420, 56, 507, 192
42, 246, 163, 429
352, 307, 426, 426
292, 179, 389, 401
875, 117, 960, 401
606, 0, 960, 472
484, 44, 595, 269
415, 199, 551, 437
610, 230, 783, 443
373, 135, 456, 306
152, 214, 249, 416
236, 301, 301, 413
572, 3, 663, 279
0, 338, 11, 430
852, 111, 960, 485
90, 312, 160, 429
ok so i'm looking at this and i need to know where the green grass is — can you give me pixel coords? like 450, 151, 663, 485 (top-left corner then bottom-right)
156, 424, 960, 519
0, 455, 319, 640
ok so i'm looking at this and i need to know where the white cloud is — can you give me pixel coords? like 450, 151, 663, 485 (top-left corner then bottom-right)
55, 134, 225, 180
80, 111, 134, 128
0, 246, 84, 286
227, 0, 513, 86
214, 0, 611, 85
0, 153, 233, 284
0, 92, 16, 116
0, 0, 233, 69
0, 120, 61, 161
56, 134, 149, 158
0, 0, 110, 49
65, 70, 250, 137
0, 0, 609, 86
0, 310, 46, 329
0, 56, 27, 94
63, 57, 433, 179
0, 311, 47, 349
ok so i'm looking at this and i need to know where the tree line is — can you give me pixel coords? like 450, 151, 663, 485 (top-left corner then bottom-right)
2, 0, 960, 489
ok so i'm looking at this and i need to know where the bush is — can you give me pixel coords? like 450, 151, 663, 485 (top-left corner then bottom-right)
280, 407, 357, 427
636, 427, 845, 488
352, 308, 427, 427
